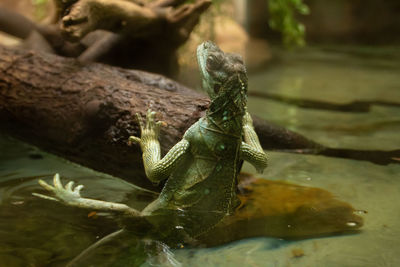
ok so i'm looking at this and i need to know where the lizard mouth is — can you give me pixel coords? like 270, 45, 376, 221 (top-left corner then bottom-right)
196, 41, 218, 98
196, 41, 209, 81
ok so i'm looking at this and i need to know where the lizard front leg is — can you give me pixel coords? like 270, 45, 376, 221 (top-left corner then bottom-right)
240, 111, 268, 173
33, 173, 140, 217
129, 109, 190, 184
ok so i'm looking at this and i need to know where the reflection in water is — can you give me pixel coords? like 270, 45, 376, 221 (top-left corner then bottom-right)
66, 230, 182, 267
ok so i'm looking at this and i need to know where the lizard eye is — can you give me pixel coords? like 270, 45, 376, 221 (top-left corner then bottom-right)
207, 54, 223, 70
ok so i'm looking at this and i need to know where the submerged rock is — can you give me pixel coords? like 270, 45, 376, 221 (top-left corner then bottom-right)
198, 173, 363, 246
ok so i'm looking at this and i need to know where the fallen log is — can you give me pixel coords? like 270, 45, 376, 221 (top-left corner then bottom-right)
0, 45, 319, 188
0, 45, 210, 188
0, 45, 397, 189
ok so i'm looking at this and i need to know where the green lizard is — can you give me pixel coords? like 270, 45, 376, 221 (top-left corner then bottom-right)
33, 41, 268, 243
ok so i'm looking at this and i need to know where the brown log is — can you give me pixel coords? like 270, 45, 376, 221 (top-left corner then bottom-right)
0, 45, 208, 189
0, 45, 324, 188
0, 45, 397, 189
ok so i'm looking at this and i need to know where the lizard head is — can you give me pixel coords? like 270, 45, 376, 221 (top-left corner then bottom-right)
197, 41, 248, 115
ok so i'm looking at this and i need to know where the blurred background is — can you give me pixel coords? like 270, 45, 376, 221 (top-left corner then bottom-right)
2, 0, 400, 76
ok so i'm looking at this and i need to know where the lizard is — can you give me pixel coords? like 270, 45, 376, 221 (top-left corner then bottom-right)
33, 41, 268, 243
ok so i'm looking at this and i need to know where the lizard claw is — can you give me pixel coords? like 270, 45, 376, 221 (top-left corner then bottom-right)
65, 181, 74, 191
74, 185, 85, 194
136, 112, 145, 129
128, 109, 165, 147
146, 109, 157, 128
53, 173, 63, 189
128, 136, 141, 145
157, 121, 167, 127
33, 173, 84, 204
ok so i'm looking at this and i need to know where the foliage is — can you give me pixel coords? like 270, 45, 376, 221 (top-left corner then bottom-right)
205, 0, 310, 47
267, 0, 310, 47
31, 0, 49, 21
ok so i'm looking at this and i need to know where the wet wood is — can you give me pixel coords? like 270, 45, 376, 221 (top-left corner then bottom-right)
0, 45, 207, 188
198, 173, 364, 246
0, 45, 327, 188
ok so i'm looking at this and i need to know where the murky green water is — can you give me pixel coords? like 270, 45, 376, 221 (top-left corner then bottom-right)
1, 47, 400, 266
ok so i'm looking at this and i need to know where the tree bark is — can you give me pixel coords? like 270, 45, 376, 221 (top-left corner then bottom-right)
0, 45, 209, 188
0, 45, 398, 189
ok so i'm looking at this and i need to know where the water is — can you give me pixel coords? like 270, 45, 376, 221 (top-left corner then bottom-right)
248, 46, 400, 151
1, 46, 400, 266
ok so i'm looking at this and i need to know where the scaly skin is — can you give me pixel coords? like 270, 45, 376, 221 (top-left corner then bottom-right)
34, 41, 267, 242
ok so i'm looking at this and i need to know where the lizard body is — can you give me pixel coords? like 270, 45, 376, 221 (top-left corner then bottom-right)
34, 41, 268, 242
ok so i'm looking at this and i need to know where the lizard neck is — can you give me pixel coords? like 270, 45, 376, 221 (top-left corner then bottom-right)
206, 82, 247, 136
